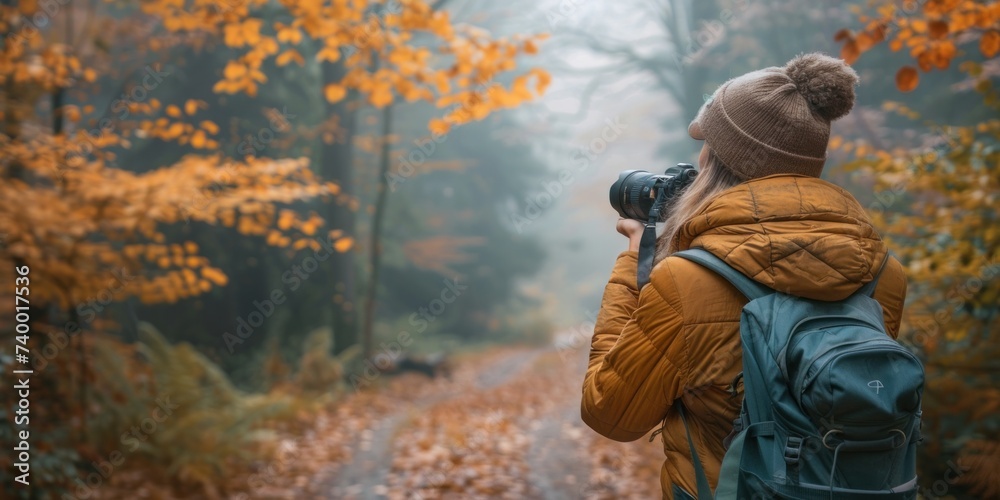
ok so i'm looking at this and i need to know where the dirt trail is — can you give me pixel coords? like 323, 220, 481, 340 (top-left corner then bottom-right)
302, 346, 662, 500
321, 349, 545, 499
525, 394, 592, 500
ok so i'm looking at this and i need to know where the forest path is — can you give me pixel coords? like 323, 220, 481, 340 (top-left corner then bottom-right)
320, 348, 546, 499
523, 353, 593, 500
290, 344, 663, 500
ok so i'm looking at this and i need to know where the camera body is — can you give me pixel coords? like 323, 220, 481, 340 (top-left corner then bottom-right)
609, 163, 698, 221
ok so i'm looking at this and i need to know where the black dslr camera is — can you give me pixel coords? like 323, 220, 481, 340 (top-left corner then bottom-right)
608, 163, 698, 288
609, 163, 698, 221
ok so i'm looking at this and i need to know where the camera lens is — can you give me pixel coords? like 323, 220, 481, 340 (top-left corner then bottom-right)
609, 170, 656, 220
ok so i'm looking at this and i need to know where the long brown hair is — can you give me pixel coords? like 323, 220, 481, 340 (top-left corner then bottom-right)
656, 148, 743, 263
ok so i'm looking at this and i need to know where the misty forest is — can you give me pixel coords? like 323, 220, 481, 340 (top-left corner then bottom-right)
1, 0, 998, 498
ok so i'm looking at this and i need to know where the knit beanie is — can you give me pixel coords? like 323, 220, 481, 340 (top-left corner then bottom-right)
688, 53, 859, 180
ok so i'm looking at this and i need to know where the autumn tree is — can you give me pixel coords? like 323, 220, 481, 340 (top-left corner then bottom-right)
0, 3, 353, 497
2, 0, 548, 496
137, 0, 549, 354
837, 1, 1000, 496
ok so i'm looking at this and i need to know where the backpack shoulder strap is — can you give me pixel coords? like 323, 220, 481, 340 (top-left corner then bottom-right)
674, 248, 771, 301
677, 403, 714, 500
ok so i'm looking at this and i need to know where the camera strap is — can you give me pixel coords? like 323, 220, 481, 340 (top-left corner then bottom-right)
636, 221, 658, 289
636, 192, 667, 289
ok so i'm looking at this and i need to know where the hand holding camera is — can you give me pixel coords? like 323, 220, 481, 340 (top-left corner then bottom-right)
608, 163, 698, 287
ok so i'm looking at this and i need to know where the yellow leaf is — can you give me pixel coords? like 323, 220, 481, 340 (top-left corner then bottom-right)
534, 69, 551, 95
243, 19, 262, 46
428, 118, 451, 135
334, 237, 354, 253
266, 230, 282, 246
166, 105, 182, 118
184, 100, 199, 115
168, 122, 186, 138
200, 120, 219, 134
277, 26, 302, 45
201, 267, 228, 286
191, 130, 207, 149
370, 88, 393, 108
277, 210, 295, 230
325, 84, 347, 103
224, 24, 244, 47
223, 62, 246, 80
276, 49, 304, 66
63, 105, 81, 122
317, 46, 341, 63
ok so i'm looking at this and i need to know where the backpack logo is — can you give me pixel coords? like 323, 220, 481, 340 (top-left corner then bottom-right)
868, 380, 884, 394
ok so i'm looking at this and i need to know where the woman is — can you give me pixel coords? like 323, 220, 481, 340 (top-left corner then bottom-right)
580, 53, 908, 499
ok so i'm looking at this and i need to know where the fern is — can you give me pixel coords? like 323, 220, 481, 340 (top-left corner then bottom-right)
294, 327, 349, 395
83, 322, 295, 497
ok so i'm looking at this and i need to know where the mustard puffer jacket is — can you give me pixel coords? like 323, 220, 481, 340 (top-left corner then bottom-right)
581, 174, 907, 499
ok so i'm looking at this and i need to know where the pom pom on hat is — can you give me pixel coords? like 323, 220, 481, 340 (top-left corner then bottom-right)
784, 52, 859, 122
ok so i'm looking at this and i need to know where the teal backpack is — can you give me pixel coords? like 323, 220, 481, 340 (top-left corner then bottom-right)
673, 249, 924, 500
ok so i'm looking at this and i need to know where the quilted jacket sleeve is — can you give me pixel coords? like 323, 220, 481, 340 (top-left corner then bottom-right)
581, 251, 687, 442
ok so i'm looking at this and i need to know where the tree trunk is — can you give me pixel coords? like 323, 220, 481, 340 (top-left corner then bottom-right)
321, 62, 359, 354
361, 104, 393, 359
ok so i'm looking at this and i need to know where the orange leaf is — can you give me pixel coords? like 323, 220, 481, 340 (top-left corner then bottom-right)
276, 49, 304, 67
534, 69, 552, 95
325, 84, 347, 103
928, 20, 949, 40
869, 23, 887, 44
916, 52, 933, 72
201, 267, 228, 286
981, 31, 1000, 58
166, 105, 181, 118
841, 40, 860, 64
856, 32, 874, 51
200, 120, 219, 134
428, 118, 451, 135
184, 99, 199, 115
370, 88, 393, 108
223, 62, 246, 80
833, 29, 852, 42
896, 66, 919, 92
334, 237, 354, 253
191, 130, 207, 148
